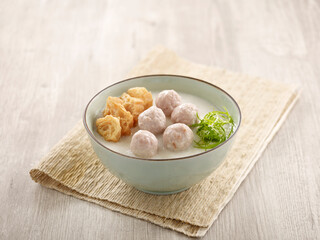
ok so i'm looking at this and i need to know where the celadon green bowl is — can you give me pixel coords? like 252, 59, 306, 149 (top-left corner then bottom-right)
83, 75, 241, 195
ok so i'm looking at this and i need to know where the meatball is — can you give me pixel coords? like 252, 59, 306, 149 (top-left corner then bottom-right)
171, 103, 198, 125
163, 123, 194, 151
130, 130, 158, 158
138, 106, 166, 134
155, 90, 182, 116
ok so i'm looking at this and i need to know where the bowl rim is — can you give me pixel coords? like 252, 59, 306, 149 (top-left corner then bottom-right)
83, 74, 242, 161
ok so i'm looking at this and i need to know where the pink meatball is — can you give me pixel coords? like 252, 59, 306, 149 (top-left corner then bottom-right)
130, 130, 158, 158
163, 123, 194, 151
171, 103, 198, 125
155, 90, 182, 116
138, 106, 166, 134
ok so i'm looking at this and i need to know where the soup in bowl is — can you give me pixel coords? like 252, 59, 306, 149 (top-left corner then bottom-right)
83, 75, 241, 195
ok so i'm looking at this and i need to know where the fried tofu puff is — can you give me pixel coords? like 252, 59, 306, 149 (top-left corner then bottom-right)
104, 96, 133, 135
103, 97, 124, 116
120, 93, 145, 126
96, 115, 121, 142
127, 87, 153, 109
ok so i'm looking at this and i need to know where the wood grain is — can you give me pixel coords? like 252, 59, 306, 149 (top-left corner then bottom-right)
0, 0, 319, 239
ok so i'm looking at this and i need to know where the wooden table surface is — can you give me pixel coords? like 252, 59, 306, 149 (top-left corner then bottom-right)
1, 0, 319, 239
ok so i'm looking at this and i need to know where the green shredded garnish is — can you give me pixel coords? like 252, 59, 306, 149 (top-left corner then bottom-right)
191, 108, 235, 150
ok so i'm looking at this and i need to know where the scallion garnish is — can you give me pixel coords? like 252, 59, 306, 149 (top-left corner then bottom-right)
191, 108, 235, 150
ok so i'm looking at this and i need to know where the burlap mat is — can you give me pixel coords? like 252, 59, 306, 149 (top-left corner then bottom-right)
29, 47, 300, 237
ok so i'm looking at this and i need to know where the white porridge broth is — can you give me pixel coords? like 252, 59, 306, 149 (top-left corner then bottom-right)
93, 91, 215, 159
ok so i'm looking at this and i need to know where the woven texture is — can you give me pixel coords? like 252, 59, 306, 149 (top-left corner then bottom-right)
30, 47, 300, 237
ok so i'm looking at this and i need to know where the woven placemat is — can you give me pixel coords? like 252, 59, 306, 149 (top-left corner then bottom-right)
30, 47, 300, 237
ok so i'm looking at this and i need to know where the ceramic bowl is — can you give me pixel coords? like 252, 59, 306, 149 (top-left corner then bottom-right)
83, 74, 241, 195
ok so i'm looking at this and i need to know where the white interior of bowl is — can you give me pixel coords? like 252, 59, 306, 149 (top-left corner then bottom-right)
84, 75, 241, 158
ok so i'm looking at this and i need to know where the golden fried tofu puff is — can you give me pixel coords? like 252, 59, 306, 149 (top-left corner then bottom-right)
104, 96, 133, 136
96, 115, 121, 142
127, 87, 153, 110
120, 93, 145, 126
97, 87, 153, 141
103, 97, 123, 116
